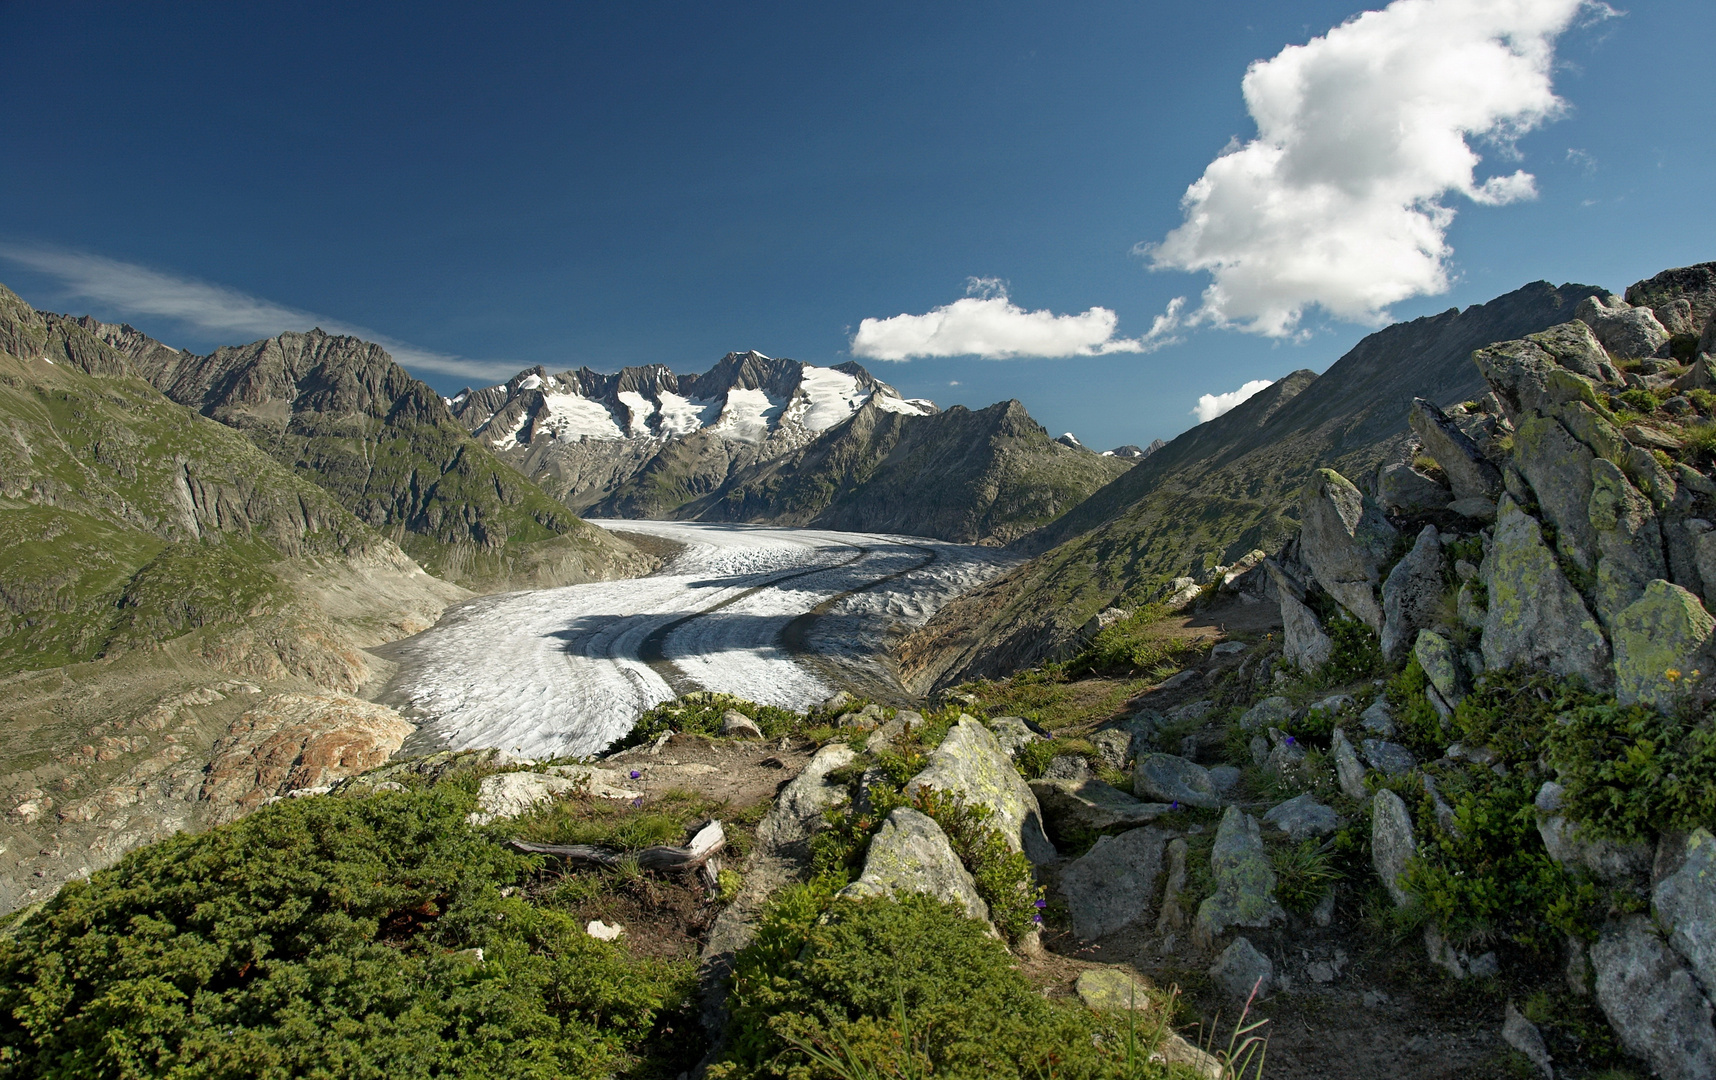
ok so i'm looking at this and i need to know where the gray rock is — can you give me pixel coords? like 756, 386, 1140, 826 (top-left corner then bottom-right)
1423, 774, 1459, 837
1414, 629, 1467, 706
1212, 640, 1247, 657
1248, 734, 1269, 767
1361, 739, 1417, 776
1534, 781, 1651, 882
868, 710, 924, 754
1512, 412, 1601, 572
1030, 776, 1169, 833
1359, 698, 1396, 737
1239, 696, 1294, 731
1447, 496, 1498, 521
1158, 669, 1200, 691
1300, 468, 1398, 632
1529, 318, 1614, 380
468, 768, 641, 825
1379, 462, 1454, 514
1382, 526, 1446, 665
1207, 765, 1242, 795
1589, 458, 1667, 631
1279, 588, 1335, 673
1468, 951, 1501, 978
1332, 728, 1369, 802
1611, 580, 1716, 708
1042, 754, 1090, 781
1410, 398, 1504, 502
1059, 827, 1169, 940
721, 709, 764, 739
1592, 915, 1716, 1080
1133, 753, 1220, 809
840, 807, 989, 922
1652, 828, 1716, 996
1482, 497, 1611, 687
1209, 936, 1274, 999
1156, 837, 1190, 936
1265, 727, 1307, 773
1082, 606, 1131, 637
1578, 294, 1671, 359
988, 717, 1036, 758
755, 743, 856, 855
1168, 699, 1216, 724
1194, 807, 1286, 944
837, 703, 886, 730
1310, 693, 1354, 716
1372, 789, 1416, 907
1090, 728, 1134, 770
1075, 967, 1156, 1011
1312, 889, 1337, 927
907, 718, 1057, 865
1262, 793, 1339, 840
1474, 338, 1601, 423
1456, 579, 1487, 629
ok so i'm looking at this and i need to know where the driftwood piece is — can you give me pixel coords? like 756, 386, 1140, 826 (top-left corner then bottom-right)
509, 819, 725, 874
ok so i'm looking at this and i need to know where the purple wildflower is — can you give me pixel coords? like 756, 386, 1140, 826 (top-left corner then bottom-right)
1034, 898, 1047, 909
629, 770, 641, 779
1032, 914, 1043, 924
1285, 735, 1296, 745
1171, 801, 1180, 810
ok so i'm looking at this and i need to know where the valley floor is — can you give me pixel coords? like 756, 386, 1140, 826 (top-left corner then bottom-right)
378, 522, 1019, 759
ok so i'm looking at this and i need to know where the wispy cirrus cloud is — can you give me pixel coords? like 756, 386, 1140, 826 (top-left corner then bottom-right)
851, 278, 1176, 361
0, 244, 519, 382
1141, 0, 1617, 339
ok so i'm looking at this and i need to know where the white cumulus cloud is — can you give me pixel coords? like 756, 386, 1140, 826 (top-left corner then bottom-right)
1143, 0, 1613, 338
851, 278, 1168, 361
0, 244, 519, 381
1192, 378, 1274, 423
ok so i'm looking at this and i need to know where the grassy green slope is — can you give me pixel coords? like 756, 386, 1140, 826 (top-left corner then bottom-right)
0, 287, 389, 675
686, 399, 1134, 544
902, 279, 1605, 691
87, 321, 650, 591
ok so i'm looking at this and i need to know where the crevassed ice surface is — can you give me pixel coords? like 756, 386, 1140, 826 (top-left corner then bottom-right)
387, 521, 1018, 760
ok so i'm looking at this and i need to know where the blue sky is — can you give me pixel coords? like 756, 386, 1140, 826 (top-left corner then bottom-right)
3, 1, 1712, 451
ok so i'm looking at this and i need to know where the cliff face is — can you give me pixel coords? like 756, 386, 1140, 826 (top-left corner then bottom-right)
83, 320, 652, 591
901, 279, 1607, 692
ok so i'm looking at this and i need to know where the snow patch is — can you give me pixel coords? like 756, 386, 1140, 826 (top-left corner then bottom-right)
537, 390, 626, 441
656, 390, 720, 436
616, 390, 657, 436
713, 387, 785, 442
797, 365, 871, 431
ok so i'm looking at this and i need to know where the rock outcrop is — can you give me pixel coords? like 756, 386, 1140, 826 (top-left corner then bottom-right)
1299, 469, 1398, 631
841, 807, 989, 922
1059, 827, 1169, 940
1194, 807, 1285, 944
905, 718, 1056, 865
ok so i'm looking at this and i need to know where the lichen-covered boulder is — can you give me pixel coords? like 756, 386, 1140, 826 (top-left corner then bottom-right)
1279, 588, 1334, 673
1379, 462, 1453, 514
1611, 580, 1716, 708
1372, 789, 1416, 907
1527, 319, 1616, 380
1299, 469, 1397, 632
1589, 458, 1667, 630
1194, 807, 1285, 944
1031, 776, 1168, 832
1090, 728, 1133, 770
840, 807, 989, 922
1381, 526, 1446, 665
1409, 398, 1503, 502
1059, 827, 1169, 940
1577, 294, 1671, 359
988, 716, 1041, 757
755, 742, 856, 855
1482, 498, 1611, 686
1654, 828, 1716, 997
467, 767, 643, 825
1592, 916, 1716, 1080
1359, 698, 1396, 737
1209, 936, 1273, 999
1262, 793, 1338, 841
1361, 739, 1417, 776
1414, 629, 1467, 705
1473, 339, 1599, 422
1238, 696, 1293, 731
907, 718, 1056, 865
1512, 412, 1600, 572
1134, 753, 1220, 809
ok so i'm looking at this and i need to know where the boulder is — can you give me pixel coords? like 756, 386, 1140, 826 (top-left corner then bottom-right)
1309, 693, 1354, 715
1082, 606, 1131, 637
1611, 580, 1716, 708
1361, 739, 1417, 777
1372, 789, 1416, 907
1512, 413, 1601, 572
1414, 629, 1467, 706
1090, 728, 1133, 770
1299, 468, 1398, 632
1482, 497, 1611, 687
1589, 459, 1668, 631
1209, 936, 1274, 999
1059, 827, 1170, 940
1042, 755, 1090, 781
1156, 837, 1191, 936
1262, 793, 1338, 841
868, 710, 924, 754
1134, 753, 1220, 809
1577, 294, 1671, 359
1031, 776, 1168, 833
1332, 728, 1369, 802
1676, 354, 1716, 394
1653, 828, 1716, 997
1167, 699, 1216, 725
1238, 696, 1294, 731
906, 718, 1056, 865
1592, 915, 1716, 1080
1528, 319, 1615, 381
1502, 1000, 1555, 1079
1409, 398, 1504, 502
1534, 781, 1651, 883
1074, 967, 1155, 1011
754, 743, 856, 855
988, 716, 1042, 757
467, 768, 642, 826
1379, 463, 1453, 514
721, 709, 764, 739
837, 703, 886, 730
1207, 765, 1242, 796
1265, 727, 1307, 773
840, 807, 989, 922
1475, 339, 1603, 422
1194, 807, 1286, 944
1359, 698, 1396, 737
1381, 526, 1446, 665
1279, 588, 1335, 673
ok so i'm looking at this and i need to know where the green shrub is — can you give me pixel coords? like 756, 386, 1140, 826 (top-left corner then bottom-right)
607, 692, 805, 752
1545, 701, 1716, 842
1687, 388, 1716, 416
1679, 421, 1716, 468
1384, 656, 1446, 757
0, 790, 694, 1079
1313, 613, 1383, 687
910, 788, 1044, 941
1617, 388, 1659, 414
1067, 606, 1206, 679
712, 894, 1177, 1080
1271, 839, 1337, 914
